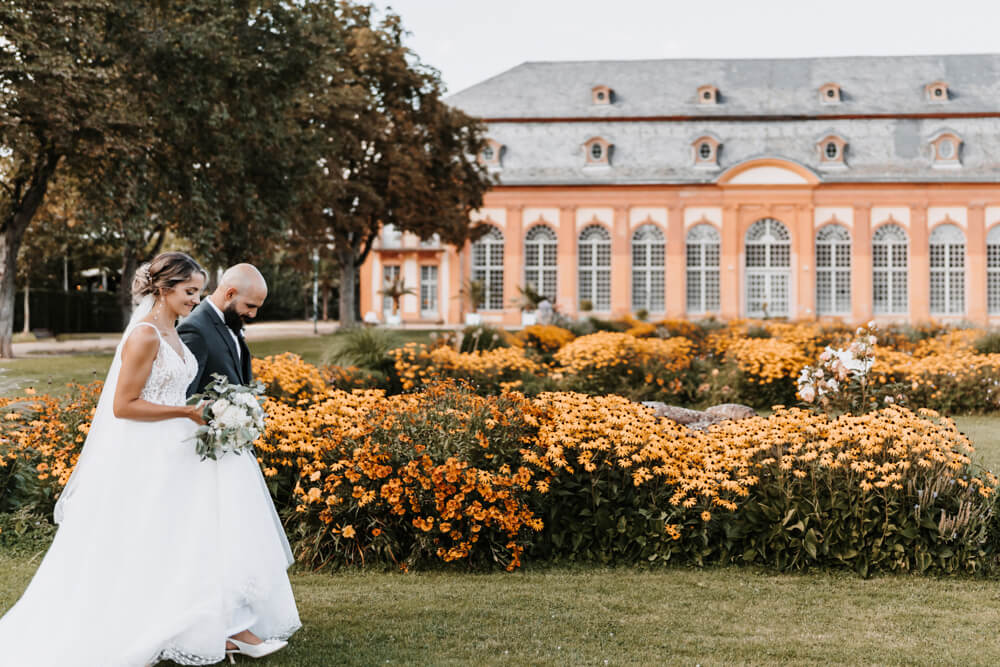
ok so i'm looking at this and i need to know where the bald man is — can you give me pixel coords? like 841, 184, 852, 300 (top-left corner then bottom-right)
179, 263, 268, 397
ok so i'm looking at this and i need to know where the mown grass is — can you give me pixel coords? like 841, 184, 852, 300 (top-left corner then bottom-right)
5, 334, 1000, 663
5, 553, 1000, 665
0, 329, 442, 398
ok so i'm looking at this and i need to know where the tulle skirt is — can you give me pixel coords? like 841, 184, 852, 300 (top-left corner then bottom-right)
0, 416, 301, 666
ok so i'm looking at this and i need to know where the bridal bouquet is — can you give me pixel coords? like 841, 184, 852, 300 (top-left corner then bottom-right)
186, 373, 267, 461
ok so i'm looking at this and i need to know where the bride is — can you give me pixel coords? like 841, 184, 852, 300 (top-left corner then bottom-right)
0, 252, 301, 666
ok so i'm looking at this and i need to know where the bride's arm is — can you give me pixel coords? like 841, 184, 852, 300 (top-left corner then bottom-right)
113, 327, 205, 424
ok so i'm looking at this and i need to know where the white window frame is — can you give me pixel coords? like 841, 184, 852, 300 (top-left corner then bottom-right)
929, 223, 965, 315
872, 223, 909, 315
524, 225, 558, 301
815, 225, 851, 316
578, 224, 611, 311
744, 218, 791, 318
381, 264, 400, 316
471, 226, 505, 311
988, 225, 1000, 314
686, 224, 720, 314
631, 224, 665, 312
420, 265, 438, 317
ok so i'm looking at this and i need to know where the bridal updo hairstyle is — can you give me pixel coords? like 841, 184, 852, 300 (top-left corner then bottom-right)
131, 252, 207, 302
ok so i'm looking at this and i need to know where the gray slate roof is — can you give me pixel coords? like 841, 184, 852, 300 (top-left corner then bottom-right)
445, 55, 1000, 185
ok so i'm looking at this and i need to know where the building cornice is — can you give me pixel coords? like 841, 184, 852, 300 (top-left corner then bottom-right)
478, 111, 1000, 124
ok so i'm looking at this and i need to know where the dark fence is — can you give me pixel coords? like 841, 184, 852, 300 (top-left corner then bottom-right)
14, 289, 123, 335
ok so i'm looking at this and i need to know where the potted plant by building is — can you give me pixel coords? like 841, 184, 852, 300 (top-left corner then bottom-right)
512, 284, 545, 326
378, 275, 415, 326
458, 279, 486, 325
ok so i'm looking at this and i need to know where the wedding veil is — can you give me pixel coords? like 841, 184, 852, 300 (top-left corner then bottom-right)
53, 294, 155, 524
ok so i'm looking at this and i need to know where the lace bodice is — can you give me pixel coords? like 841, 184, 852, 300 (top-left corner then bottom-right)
133, 323, 199, 406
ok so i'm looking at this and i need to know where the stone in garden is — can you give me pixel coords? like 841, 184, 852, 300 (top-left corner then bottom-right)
704, 403, 757, 421
641, 402, 711, 425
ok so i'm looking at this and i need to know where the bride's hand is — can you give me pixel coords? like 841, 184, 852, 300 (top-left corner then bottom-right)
183, 403, 207, 425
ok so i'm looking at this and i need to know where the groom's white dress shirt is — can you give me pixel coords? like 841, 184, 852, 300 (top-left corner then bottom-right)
207, 299, 242, 361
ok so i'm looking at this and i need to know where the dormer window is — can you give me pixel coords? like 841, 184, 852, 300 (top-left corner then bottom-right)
592, 85, 613, 105
925, 81, 949, 102
819, 83, 842, 104
929, 130, 962, 168
697, 85, 718, 105
479, 138, 503, 168
583, 136, 612, 166
816, 133, 847, 169
691, 134, 721, 169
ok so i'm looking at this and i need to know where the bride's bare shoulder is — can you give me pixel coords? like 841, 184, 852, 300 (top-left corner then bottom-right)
122, 324, 160, 361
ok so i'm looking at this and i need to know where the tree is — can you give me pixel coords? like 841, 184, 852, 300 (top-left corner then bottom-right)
287, 3, 494, 327
0, 0, 148, 356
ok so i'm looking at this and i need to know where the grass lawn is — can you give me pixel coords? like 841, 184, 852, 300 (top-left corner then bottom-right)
4, 554, 1000, 665
0, 329, 442, 398
5, 336, 1000, 663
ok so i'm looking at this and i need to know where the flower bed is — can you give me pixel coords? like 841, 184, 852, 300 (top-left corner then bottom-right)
5, 353, 999, 577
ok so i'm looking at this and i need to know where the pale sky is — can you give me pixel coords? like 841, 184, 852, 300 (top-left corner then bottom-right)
380, 0, 1000, 95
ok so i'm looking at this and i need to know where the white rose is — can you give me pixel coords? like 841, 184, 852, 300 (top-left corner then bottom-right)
211, 399, 231, 418
218, 405, 245, 429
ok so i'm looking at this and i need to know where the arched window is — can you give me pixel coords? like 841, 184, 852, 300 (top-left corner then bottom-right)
929, 224, 965, 315
524, 225, 558, 301
578, 224, 611, 311
987, 225, 1000, 314
745, 218, 791, 318
471, 226, 504, 310
872, 223, 908, 315
631, 224, 665, 312
815, 225, 851, 316
686, 224, 720, 313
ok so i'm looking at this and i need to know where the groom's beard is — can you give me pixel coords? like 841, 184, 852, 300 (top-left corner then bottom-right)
223, 303, 253, 333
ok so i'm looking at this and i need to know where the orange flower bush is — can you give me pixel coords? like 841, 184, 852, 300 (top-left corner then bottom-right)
517, 324, 576, 354
552, 332, 695, 400
0, 383, 101, 514
257, 379, 542, 571
5, 350, 1000, 575
389, 343, 540, 393
723, 406, 997, 574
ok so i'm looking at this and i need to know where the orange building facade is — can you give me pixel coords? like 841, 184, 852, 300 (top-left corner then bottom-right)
360, 55, 1000, 327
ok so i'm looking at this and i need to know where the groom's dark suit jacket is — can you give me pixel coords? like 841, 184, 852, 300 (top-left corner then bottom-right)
178, 301, 253, 397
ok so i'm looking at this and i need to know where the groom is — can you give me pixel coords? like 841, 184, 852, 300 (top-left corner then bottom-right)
179, 263, 268, 397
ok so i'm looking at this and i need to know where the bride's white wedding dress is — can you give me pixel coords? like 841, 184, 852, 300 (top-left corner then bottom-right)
0, 311, 301, 666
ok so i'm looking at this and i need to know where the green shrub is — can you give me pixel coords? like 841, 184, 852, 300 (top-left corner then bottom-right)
974, 331, 1000, 354
325, 326, 396, 375
459, 325, 509, 353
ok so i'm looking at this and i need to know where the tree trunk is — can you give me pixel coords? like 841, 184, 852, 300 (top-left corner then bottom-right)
0, 233, 21, 357
322, 285, 330, 321
22, 281, 30, 335
0, 150, 61, 358
337, 249, 358, 328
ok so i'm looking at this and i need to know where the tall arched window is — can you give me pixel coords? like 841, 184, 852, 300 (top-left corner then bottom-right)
524, 225, 558, 301
745, 218, 791, 318
631, 224, 665, 312
872, 223, 908, 315
471, 226, 504, 310
988, 225, 1000, 314
815, 225, 851, 316
686, 224, 720, 314
929, 223, 965, 315
578, 224, 611, 311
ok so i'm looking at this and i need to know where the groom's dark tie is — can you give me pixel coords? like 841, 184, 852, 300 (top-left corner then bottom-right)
238, 334, 251, 383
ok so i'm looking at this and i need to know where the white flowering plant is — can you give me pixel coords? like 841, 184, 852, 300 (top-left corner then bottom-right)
186, 373, 267, 461
796, 321, 904, 414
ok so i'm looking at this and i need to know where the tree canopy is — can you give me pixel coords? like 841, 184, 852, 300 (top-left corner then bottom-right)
0, 0, 493, 352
